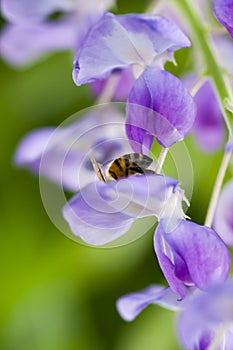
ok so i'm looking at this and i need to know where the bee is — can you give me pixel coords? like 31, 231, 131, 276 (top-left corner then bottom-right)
90, 150, 153, 183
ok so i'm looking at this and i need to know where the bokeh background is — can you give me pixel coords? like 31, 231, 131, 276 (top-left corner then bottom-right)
0, 1, 226, 349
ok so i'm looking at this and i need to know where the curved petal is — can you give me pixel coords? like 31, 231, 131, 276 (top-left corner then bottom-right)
73, 13, 190, 85
154, 220, 231, 297
14, 127, 54, 171
214, 0, 233, 38
192, 80, 225, 152
117, 285, 181, 322
14, 111, 130, 192
214, 179, 233, 247
15, 127, 89, 191
98, 174, 178, 218
126, 68, 196, 152
154, 224, 189, 298
0, 21, 78, 67
62, 181, 134, 246
63, 174, 179, 245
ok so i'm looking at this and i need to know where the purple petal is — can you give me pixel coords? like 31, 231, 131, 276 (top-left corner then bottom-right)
98, 174, 179, 218
117, 285, 182, 322
0, 21, 78, 67
62, 181, 134, 246
154, 220, 231, 297
192, 80, 225, 152
214, 179, 233, 246
14, 128, 54, 170
214, 0, 233, 38
126, 68, 196, 152
63, 174, 178, 245
73, 13, 190, 85
154, 223, 188, 298
14, 111, 130, 192
15, 126, 87, 191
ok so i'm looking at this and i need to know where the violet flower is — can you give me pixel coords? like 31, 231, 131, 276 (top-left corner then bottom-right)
117, 280, 233, 349
126, 67, 196, 153
63, 174, 230, 295
73, 12, 191, 86
0, 0, 115, 66
214, 179, 233, 247
214, 0, 233, 38
14, 110, 130, 192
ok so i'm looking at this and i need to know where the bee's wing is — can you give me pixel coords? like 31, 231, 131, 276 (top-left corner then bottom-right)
122, 153, 153, 169
89, 150, 107, 182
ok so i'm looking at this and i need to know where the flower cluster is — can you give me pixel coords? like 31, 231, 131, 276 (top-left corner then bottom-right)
6, 0, 233, 348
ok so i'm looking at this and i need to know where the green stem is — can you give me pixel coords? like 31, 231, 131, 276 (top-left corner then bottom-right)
173, 0, 232, 138
171, 1, 233, 227
204, 150, 232, 227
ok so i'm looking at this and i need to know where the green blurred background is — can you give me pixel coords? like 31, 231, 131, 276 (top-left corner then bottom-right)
0, 1, 226, 349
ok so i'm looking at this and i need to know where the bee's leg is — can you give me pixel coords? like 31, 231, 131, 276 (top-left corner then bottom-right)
89, 150, 107, 183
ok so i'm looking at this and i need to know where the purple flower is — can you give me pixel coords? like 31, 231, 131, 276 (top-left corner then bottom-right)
178, 280, 233, 350
192, 79, 225, 153
73, 12, 191, 86
126, 68, 196, 152
214, 179, 233, 247
63, 166, 231, 293
117, 279, 233, 349
0, 0, 114, 66
63, 174, 181, 245
154, 219, 231, 298
14, 110, 130, 192
214, 0, 233, 38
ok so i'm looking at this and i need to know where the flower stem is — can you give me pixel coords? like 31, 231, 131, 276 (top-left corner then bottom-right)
225, 98, 233, 114
155, 147, 169, 174
204, 150, 232, 227
96, 74, 120, 104
172, 0, 233, 138
190, 76, 206, 97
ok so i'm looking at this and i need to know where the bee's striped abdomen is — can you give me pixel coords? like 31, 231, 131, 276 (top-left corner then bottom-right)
106, 153, 153, 180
